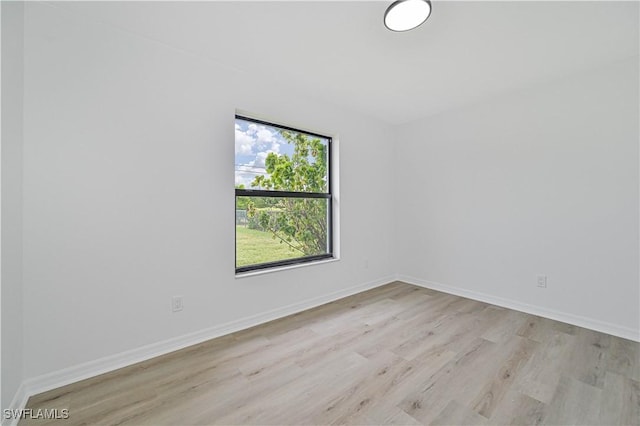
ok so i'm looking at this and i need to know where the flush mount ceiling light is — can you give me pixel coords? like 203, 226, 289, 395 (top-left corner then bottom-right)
384, 0, 432, 32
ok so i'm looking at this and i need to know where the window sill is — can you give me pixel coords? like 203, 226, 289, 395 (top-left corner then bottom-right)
235, 257, 339, 279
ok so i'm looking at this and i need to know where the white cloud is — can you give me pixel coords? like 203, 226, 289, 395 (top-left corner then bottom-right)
235, 173, 249, 187
235, 127, 254, 155
246, 123, 258, 135
253, 152, 269, 168
256, 128, 275, 144
235, 119, 291, 188
235, 122, 281, 155
234, 147, 278, 188
235, 160, 267, 189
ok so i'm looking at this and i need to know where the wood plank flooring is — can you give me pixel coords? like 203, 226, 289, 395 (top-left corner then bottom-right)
21, 282, 640, 425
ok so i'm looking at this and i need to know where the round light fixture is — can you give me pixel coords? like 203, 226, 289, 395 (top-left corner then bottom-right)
384, 0, 432, 32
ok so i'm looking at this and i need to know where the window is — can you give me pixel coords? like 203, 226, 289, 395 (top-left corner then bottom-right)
235, 116, 333, 273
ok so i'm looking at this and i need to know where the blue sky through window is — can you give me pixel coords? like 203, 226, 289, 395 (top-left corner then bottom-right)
235, 118, 327, 190
235, 118, 293, 188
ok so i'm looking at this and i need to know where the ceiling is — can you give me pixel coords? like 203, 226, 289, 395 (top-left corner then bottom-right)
50, 1, 639, 125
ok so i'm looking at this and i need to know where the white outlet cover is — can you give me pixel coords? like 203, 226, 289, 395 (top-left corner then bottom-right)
172, 296, 184, 312
537, 275, 547, 288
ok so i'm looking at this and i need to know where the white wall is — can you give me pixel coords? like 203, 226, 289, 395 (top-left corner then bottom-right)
1, 0, 25, 412
12, 0, 640, 399
21, 2, 395, 379
395, 57, 639, 338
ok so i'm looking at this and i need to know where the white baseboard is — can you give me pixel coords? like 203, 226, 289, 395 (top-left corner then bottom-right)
9, 272, 635, 423
1, 383, 28, 426
11, 276, 395, 415
397, 274, 640, 342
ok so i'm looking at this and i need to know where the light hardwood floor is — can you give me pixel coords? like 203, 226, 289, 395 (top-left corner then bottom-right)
22, 282, 639, 425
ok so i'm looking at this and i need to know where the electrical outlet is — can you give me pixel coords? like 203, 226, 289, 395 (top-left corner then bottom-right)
537, 275, 547, 288
364, 258, 369, 269
171, 296, 184, 312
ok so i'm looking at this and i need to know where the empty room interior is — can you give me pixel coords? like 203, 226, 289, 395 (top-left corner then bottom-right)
1, 0, 639, 425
